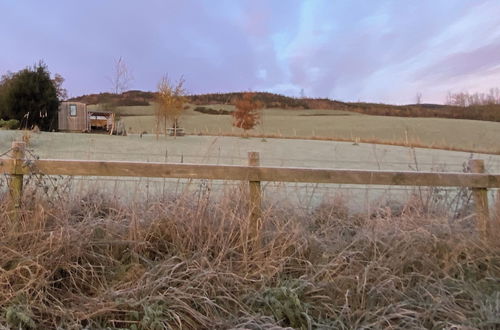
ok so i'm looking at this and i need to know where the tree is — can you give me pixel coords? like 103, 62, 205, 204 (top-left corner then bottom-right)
300, 88, 306, 99
0, 72, 14, 119
415, 92, 422, 105
52, 73, 68, 100
232, 92, 262, 133
445, 89, 500, 107
109, 57, 133, 95
1, 61, 59, 130
155, 75, 186, 138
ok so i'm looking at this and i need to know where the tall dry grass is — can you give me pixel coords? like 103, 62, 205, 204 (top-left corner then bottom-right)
0, 184, 499, 329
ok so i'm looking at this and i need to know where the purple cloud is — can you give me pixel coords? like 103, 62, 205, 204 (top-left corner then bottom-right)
0, 0, 499, 103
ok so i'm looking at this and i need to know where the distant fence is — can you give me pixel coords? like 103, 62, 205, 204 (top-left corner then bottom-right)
1, 141, 499, 239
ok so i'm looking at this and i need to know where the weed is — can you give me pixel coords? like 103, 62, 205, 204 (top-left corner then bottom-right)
248, 279, 317, 329
4, 304, 35, 329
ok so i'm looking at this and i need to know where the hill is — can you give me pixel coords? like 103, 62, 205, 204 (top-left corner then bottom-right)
69, 91, 500, 122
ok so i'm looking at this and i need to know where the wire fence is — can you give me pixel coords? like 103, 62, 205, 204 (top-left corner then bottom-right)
6, 145, 497, 172
1, 137, 499, 220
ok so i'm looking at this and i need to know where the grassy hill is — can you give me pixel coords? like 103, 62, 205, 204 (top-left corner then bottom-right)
70, 90, 500, 122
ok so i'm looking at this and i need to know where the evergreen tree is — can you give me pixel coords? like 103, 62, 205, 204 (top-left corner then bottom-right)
0, 72, 14, 119
2, 62, 59, 130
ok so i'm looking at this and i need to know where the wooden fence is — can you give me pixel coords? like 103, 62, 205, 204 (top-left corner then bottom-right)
1, 141, 499, 239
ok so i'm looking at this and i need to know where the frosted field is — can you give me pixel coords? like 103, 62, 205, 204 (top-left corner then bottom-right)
1, 130, 499, 212
84, 103, 500, 153
2, 130, 499, 169
107, 104, 500, 154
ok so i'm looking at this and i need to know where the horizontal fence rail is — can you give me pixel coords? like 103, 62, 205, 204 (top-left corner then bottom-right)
2, 158, 500, 188
1, 141, 499, 239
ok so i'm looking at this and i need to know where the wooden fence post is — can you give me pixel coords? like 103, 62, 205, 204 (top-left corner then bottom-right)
10, 141, 26, 212
248, 152, 262, 236
469, 159, 489, 239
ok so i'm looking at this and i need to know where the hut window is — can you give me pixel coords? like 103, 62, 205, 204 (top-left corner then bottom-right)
69, 104, 77, 117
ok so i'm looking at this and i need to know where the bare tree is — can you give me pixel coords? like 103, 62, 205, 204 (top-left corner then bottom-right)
446, 89, 500, 107
109, 57, 133, 94
415, 92, 422, 105
52, 73, 68, 100
446, 91, 468, 107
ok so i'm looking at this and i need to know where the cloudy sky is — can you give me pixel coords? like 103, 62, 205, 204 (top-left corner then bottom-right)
1, 0, 499, 104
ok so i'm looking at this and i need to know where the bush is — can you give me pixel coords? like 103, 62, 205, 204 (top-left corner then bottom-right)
232, 93, 262, 131
0, 119, 20, 129
193, 106, 231, 115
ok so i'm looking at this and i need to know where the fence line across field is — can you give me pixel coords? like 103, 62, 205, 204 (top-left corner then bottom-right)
35, 149, 477, 165
22, 148, 496, 170
1, 141, 499, 240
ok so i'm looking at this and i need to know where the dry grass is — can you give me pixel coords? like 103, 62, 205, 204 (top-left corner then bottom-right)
1, 184, 499, 329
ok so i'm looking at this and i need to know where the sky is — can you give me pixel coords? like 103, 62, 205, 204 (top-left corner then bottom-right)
1, 0, 500, 104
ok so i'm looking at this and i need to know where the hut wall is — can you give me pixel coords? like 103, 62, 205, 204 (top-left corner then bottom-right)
58, 102, 88, 131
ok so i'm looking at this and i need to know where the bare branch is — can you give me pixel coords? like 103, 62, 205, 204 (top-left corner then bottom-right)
108, 57, 133, 94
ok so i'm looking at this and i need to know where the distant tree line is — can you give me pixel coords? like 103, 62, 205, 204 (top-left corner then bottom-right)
70, 90, 154, 106
71, 91, 313, 109
445, 89, 500, 107
189, 92, 311, 109
339, 101, 500, 122
0, 61, 65, 131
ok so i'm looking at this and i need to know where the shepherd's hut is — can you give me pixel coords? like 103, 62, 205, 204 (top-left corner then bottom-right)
58, 102, 89, 132
58, 102, 116, 133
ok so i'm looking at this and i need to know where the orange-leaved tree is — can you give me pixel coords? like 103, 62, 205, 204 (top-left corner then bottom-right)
232, 92, 262, 134
155, 75, 186, 138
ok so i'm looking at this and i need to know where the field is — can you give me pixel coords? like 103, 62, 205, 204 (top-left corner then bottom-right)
88, 103, 500, 154
3, 130, 500, 170
2, 129, 500, 207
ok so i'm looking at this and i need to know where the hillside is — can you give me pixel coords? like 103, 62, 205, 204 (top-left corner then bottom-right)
69, 91, 500, 122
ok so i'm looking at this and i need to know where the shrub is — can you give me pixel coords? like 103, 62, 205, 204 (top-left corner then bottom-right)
193, 106, 231, 115
232, 92, 262, 132
0, 118, 20, 129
